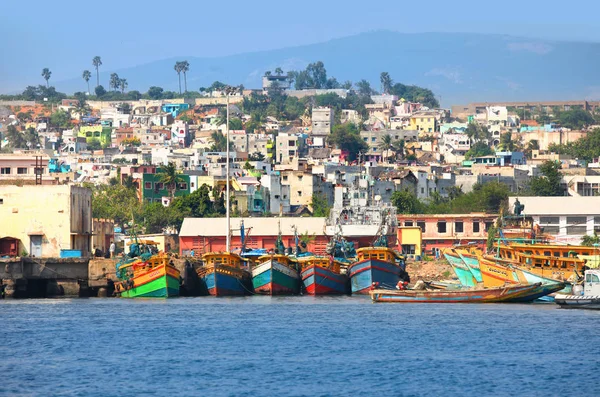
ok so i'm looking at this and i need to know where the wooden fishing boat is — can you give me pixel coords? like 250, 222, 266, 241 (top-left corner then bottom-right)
348, 247, 406, 294
369, 283, 541, 303
197, 252, 252, 296
455, 248, 483, 283
478, 255, 566, 301
115, 253, 180, 298
299, 256, 349, 295
443, 248, 477, 287
495, 246, 585, 282
252, 254, 300, 295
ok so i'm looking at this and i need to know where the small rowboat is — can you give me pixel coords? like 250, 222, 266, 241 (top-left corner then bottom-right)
369, 283, 541, 303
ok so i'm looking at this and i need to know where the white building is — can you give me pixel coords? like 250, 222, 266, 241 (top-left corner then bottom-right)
311, 107, 334, 136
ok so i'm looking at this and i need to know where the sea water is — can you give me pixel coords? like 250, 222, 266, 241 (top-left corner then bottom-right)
1, 297, 599, 396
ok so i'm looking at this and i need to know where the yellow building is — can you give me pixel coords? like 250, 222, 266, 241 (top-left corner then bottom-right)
397, 226, 422, 256
0, 185, 92, 257
409, 113, 437, 133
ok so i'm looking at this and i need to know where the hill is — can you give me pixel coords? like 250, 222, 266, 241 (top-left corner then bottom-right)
49, 31, 600, 105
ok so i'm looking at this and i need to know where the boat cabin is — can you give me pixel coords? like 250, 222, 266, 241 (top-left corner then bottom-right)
356, 247, 401, 263
257, 254, 297, 267
202, 252, 244, 268
298, 256, 343, 274
584, 270, 600, 295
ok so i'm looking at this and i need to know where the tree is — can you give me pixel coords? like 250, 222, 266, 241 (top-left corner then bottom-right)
327, 123, 368, 162
24, 127, 40, 149
50, 110, 71, 128
119, 78, 128, 94
181, 60, 190, 93
82, 70, 92, 93
174, 61, 183, 94
356, 79, 374, 96
157, 162, 184, 199
243, 161, 254, 171
91, 183, 142, 226
389, 82, 439, 108
95, 85, 107, 98
391, 190, 423, 214
147, 86, 163, 100
92, 56, 102, 87
525, 139, 539, 159
581, 232, 600, 247
380, 72, 393, 94
41, 68, 52, 87
274, 67, 283, 76
87, 138, 102, 150
209, 131, 229, 152
142, 202, 182, 234
249, 152, 265, 161
229, 118, 243, 130
109, 73, 120, 92
378, 133, 394, 162
499, 132, 515, 151
558, 108, 594, 130
6, 125, 26, 148
171, 184, 213, 218
465, 141, 493, 159
310, 193, 331, 217
392, 139, 405, 159
529, 160, 563, 196
127, 90, 142, 100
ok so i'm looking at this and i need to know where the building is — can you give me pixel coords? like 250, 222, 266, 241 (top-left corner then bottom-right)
275, 133, 307, 164
311, 107, 334, 136
142, 172, 191, 203
179, 217, 329, 255
262, 74, 291, 91
397, 213, 497, 252
0, 153, 52, 184
409, 111, 438, 133
397, 226, 422, 256
508, 197, 600, 244
78, 125, 112, 147
0, 185, 92, 257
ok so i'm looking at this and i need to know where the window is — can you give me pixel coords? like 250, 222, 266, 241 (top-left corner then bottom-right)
17, 168, 27, 174
155, 182, 164, 190
437, 221, 447, 233
404, 221, 413, 226
0, 167, 10, 175
473, 221, 480, 233
421, 188, 424, 194
297, 191, 302, 196
283, 175, 288, 181
144, 182, 152, 189
567, 226, 587, 235
544, 226, 560, 234
191, 182, 195, 188
540, 217, 559, 224
371, 137, 376, 142
417, 221, 426, 232
363, 137, 368, 142
567, 216, 586, 225
0, 198, 3, 204
289, 140, 295, 146
298, 175, 303, 181
455, 221, 464, 233
178, 183, 187, 190
485, 222, 493, 232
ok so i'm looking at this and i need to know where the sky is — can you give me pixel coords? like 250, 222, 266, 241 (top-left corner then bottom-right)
1, 0, 600, 92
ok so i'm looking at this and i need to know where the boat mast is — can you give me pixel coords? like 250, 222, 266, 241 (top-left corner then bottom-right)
226, 88, 231, 253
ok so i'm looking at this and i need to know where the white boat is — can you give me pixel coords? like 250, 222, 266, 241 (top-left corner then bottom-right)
555, 269, 600, 310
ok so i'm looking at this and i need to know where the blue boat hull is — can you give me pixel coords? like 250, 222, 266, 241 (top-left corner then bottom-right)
444, 253, 477, 287
301, 265, 348, 295
202, 268, 252, 296
457, 253, 483, 283
348, 259, 403, 294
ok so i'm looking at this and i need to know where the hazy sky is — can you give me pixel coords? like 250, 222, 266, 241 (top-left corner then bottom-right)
1, 0, 599, 91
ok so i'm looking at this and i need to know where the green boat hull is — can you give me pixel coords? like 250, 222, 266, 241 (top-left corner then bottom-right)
120, 274, 180, 298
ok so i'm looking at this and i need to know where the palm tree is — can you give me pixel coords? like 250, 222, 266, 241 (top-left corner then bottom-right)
109, 73, 120, 92
157, 162, 184, 199
378, 133, 394, 162
119, 78, 128, 94
274, 67, 283, 76
82, 70, 92, 93
92, 56, 102, 88
181, 60, 190, 93
380, 72, 393, 94
581, 232, 600, 247
174, 61, 183, 94
393, 139, 405, 160
41, 68, 52, 87
264, 71, 272, 76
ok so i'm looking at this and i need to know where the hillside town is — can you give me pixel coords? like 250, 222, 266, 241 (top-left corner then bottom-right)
2, 60, 600, 264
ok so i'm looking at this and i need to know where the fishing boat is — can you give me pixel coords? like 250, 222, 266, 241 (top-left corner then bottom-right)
348, 247, 407, 294
455, 248, 483, 283
197, 252, 252, 296
555, 269, 600, 310
478, 255, 566, 301
443, 248, 477, 287
299, 256, 349, 295
252, 254, 300, 295
114, 241, 180, 298
369, 283, 541, 303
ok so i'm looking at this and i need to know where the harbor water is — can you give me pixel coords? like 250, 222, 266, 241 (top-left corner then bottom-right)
2, 297, 600, 396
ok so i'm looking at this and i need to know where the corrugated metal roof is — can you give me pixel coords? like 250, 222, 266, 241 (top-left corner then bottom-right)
179, 217, 327, 237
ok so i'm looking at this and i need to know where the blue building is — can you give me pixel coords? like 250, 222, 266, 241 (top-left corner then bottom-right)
161, 103, 190, 118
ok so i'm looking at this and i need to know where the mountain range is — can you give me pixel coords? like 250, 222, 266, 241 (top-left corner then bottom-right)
30, 31, 600, 105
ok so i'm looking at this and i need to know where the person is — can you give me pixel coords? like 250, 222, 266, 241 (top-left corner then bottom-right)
93, 246, 103, 258
109, 241, 116, 259
190, 249, 195, 258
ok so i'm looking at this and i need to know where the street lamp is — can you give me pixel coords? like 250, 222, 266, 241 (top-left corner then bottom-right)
224, 85, 239, 252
